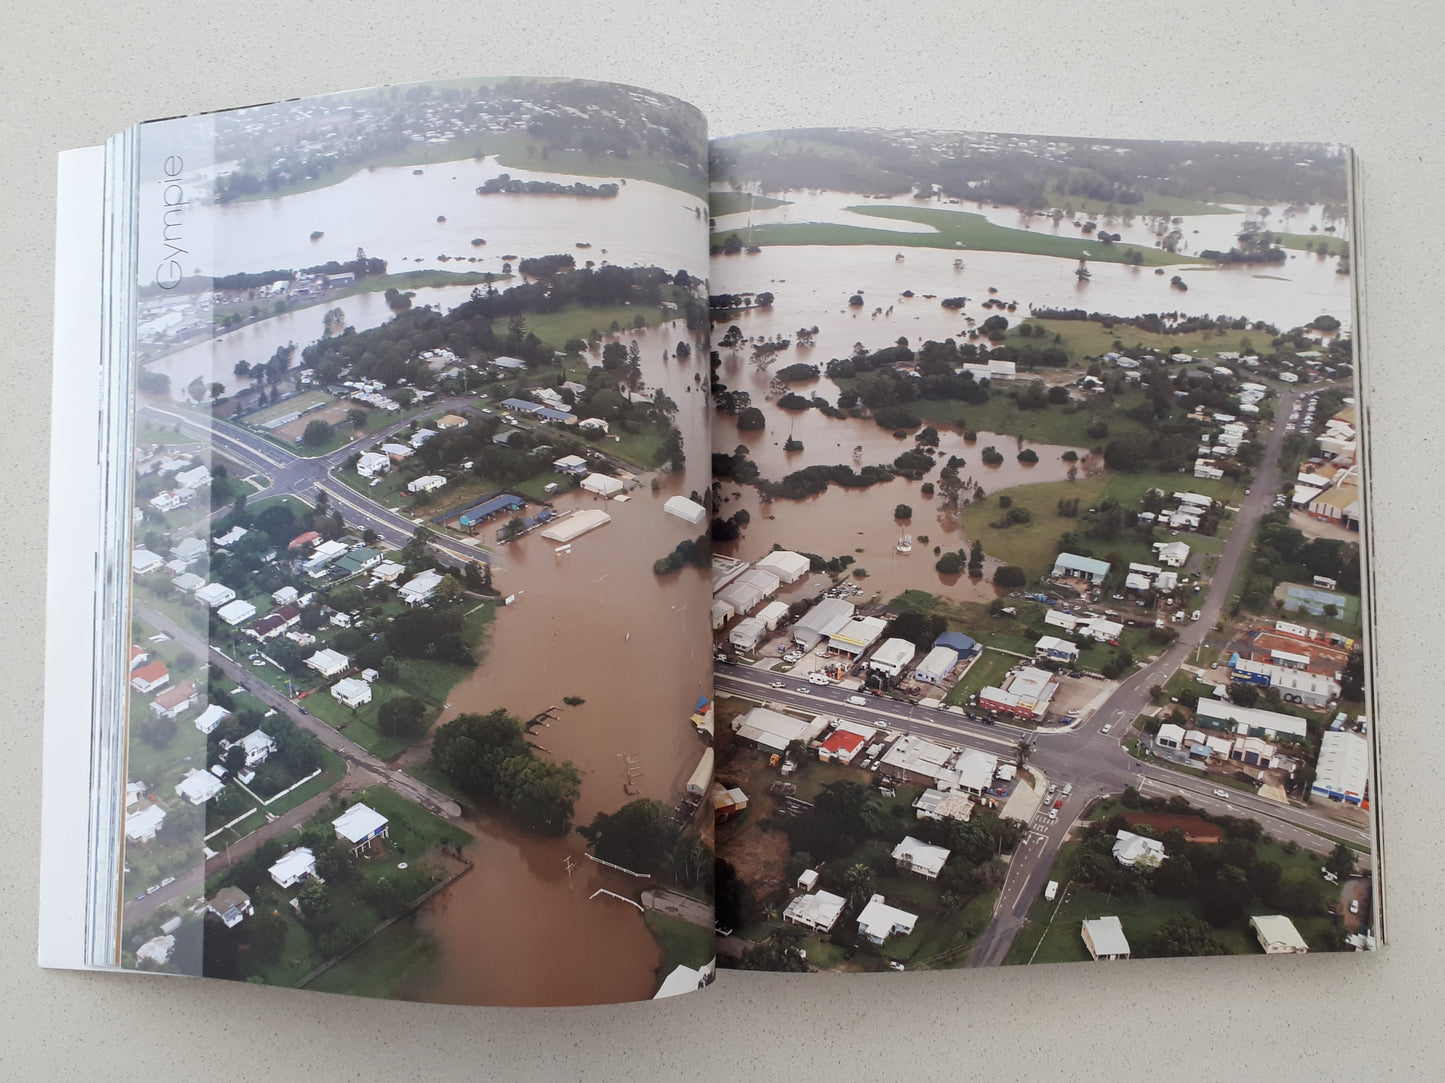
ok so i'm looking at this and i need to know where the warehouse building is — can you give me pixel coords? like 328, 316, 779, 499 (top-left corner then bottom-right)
792, 598, 855, 650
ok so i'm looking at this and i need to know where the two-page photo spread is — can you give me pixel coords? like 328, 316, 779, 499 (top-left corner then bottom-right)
43, 77, 1377, 1005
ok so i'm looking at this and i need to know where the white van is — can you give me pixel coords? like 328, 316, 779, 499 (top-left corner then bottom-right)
1044, 880, 1059, 902
847, 695, 868, 707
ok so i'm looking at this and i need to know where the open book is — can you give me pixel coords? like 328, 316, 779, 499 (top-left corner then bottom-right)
41, 75, 1378, 1006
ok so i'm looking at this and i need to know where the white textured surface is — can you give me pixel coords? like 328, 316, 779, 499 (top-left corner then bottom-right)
2, 1, 1438, 1077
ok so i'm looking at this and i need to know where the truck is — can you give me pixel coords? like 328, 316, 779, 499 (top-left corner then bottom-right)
1045, 880, 1059, 902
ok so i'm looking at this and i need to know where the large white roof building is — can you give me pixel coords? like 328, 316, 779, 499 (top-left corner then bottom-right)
1312, 729, 1370, 805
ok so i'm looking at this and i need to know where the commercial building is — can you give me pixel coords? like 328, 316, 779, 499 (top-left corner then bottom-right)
791, 598, 855, 650
731, 706, 827, 753
1312, 729, 1369, 804
663, 495, 706, 524
458, 493, 525, 527
756, 550, 810, 583
979, 666, 1059, 721
827, 615, 888, 657
717, 568, 781, 616
580, 473, 625, 498
728, 616, 767, 653
913, 645, 960, 685
540, 509, 611, 542
1051, 552, 1111, 584
867, 637, 916, 677
1230, 658, 1339, 708
1034, 635, 1080, 664
1195, 697, 1309, 741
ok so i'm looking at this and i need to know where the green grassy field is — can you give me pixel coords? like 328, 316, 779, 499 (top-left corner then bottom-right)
1038, 184, 1241, 219
708, 191, 790, 217
724, 205, 1193, 266
944, 648, 1019, 705
1273, 232, 1349, 257
644, 911, 714, 976
958, 471, 1243, 580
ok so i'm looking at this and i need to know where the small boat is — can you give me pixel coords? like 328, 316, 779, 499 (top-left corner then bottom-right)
896, 533, 913, 554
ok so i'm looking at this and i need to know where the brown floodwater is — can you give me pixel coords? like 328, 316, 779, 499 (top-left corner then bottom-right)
398, 811, 665, 1007
398, 328, 716, 1006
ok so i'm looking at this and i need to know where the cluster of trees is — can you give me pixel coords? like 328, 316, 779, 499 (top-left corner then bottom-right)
578, 799, 712, 888
516, 253, 577, 277
299, 264, 701, 389
756, 462, 896, 501
653, 534, 710, 575
477, 176, 618, 198
433, 709, 581, 835
711, 444, 761, 483
1073, 791, 1349, 952
711, 509, 751, 542
1239, 510, 1362, 612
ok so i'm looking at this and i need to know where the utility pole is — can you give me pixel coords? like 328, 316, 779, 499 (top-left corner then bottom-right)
564, 854, 575, 893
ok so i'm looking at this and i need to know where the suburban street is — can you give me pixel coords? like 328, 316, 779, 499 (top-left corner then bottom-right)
141, 399, 496, 569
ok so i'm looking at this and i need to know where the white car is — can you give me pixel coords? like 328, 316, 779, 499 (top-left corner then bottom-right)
1213, 788, 1228, 798
1101, 724, 1112, 734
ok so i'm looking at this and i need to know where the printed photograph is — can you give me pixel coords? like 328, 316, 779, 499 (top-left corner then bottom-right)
119, 77, 717, 1005
705, 127, 1369, 971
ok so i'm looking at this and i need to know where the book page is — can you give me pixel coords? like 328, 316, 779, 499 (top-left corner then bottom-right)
94, 76, 716, 1004
705, 127, 1373, 971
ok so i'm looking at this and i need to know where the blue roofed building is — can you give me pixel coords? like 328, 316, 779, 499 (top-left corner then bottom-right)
1051, 552, 1112, 584
459, 493, 526, 527
932, 631, 976, 657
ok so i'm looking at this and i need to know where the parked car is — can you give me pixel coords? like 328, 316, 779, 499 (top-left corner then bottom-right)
1101, 723, 1112, 734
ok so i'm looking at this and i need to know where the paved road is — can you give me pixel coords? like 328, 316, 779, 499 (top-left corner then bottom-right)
134, 601, 461, 821
140, 399, 494, 569
966, 383, 1332, 965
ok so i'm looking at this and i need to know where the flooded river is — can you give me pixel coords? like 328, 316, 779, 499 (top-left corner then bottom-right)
398, 812, 665, 1006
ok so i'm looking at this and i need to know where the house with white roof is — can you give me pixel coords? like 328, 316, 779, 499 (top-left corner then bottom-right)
175, 767, 224, 805
1113, 830, 1166, 868
214, 525, 248, 548
399, 568, 445, 605
553, 454, 589, 476
333, 802, 390, 855
1250, 914, 1309, 954
193, 704, 229, 735
407, 474, 447, 493
216, 599, 257, 626
132, 549, 164, 575
356, 451, 390, 477
195, 582, 237, 608
135, 935, 176, 966
268, 847, 318, 889
783, 890, 846, 933
1082, 916, 1131, 960
856, 895, 918, 944
124, 804, 166, 844
150, 680, 199, 719
306, 648, 349, 677
331, 676, 373, 709
891, 836, 951, 879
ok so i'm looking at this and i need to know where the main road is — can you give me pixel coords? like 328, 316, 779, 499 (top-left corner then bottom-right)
140, 399, 496, 569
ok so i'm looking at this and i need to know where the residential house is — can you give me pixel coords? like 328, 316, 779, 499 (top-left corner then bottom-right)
1112, 830, 1166, 868
306, 648, 350, 678
891, 836, 950, 879
175, 767, 223, 805
193, 704, 229, 735
207, 887, 254, 929
130, 661, 170, 694
1082, 916, 1131, 960
1250, 914, 1309, 954
782, 890, 845, 933
268, 847, 317, 889
856, 895, 918, 944
331, 677, 372, 709
332, 803, 390, 855
216, 599, 257, 626
150, 680, 199, 720
124, 804, 166, 844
